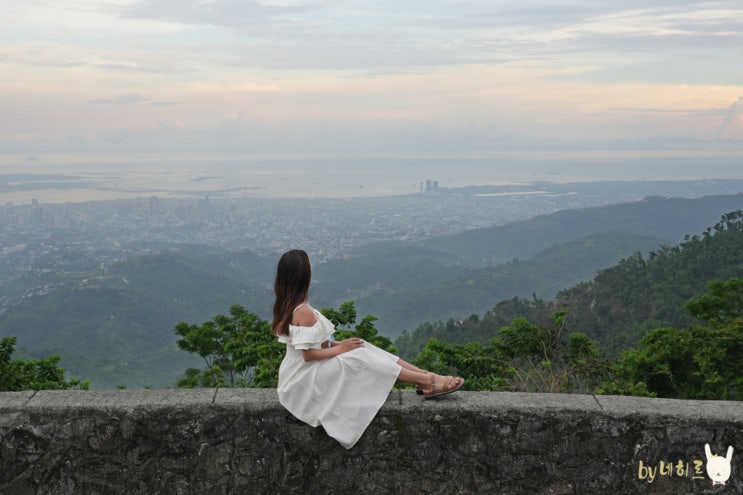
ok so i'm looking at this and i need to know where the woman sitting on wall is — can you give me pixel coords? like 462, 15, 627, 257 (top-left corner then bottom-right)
273, 249, 464, 449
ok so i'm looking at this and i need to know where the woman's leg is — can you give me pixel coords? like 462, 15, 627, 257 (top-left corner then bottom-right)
395, 358, 430, 393
396, 358, 428, 374
397, 367, 431, 388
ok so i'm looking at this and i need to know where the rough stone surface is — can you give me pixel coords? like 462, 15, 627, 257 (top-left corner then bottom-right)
1, 390, 742, 494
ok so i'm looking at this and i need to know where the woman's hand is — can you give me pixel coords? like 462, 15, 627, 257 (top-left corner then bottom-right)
338, 338, 364, 353
302, 337, 363, 362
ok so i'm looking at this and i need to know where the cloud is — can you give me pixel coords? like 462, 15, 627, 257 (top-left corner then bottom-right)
0, 43, 88, 69
257, 0, 334, 6
717, 97, 743, 139
92, 61, 189, 74
4, 0, 743, 157
89, 94, 151, 105
189, 82, 280, 93
122, 0, 315, 28
113, 0, 743, 78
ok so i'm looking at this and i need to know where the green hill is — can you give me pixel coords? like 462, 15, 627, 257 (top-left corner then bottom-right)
395, 210, 743, 359
556, 210, 743, 354
355, 231, 665, 337
3, 194, 743, 389
0, 251, 273, 389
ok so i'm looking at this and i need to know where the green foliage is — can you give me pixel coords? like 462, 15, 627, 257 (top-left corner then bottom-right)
402, 212, 743, 400
599, 277, 743, 400
499, 317, 552, 359
321, 301, 397, 353
8, 200, 742, 390
395, 295, 555, 360
557, 210, 743, 354
414, 338, 511, 391
497, 311, 608, 393
174, 305, 283, 388
173, 301, 389, 389
690, 323, 743, 400
361, 231, 665, 338
413, 312, 608, 393
0, 250, 271, 389
0, 337, 89, 391
684, 277, 743, 324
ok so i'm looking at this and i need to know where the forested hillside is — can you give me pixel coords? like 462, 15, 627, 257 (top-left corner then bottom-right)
2, 194, 742, 389
0, 251, 273, 389
556, 210, 743, 354
396, 210, 743, 360
353, 231, 664, 337
343, 193, 743, 335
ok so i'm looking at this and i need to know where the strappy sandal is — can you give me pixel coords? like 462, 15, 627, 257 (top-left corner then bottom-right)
422, 375, 464, 400
415, 371, 431, 395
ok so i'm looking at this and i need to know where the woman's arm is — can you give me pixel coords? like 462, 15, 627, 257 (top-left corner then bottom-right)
302, 338, 364, 362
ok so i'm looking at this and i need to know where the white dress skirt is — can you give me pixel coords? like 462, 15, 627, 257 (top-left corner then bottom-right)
277, 309, 402, 449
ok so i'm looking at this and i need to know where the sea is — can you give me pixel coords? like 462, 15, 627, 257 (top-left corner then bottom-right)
1, 149, 743, 205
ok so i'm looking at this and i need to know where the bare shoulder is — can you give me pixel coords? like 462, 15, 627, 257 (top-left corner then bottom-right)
293, 304, 318, 327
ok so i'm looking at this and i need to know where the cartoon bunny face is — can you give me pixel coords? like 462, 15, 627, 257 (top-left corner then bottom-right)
705, 444, 734, 486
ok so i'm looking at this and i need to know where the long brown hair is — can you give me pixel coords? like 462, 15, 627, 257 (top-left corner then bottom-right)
272, 249, 312, 337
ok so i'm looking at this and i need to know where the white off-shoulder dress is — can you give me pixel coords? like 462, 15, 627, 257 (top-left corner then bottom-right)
277, 307, 402, 449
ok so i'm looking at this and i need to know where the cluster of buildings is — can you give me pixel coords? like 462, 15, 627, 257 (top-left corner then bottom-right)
3, 178, 733, 313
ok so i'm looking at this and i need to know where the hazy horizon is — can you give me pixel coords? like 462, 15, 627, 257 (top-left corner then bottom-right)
2, 150, 743, 204
3, 1, 743, 205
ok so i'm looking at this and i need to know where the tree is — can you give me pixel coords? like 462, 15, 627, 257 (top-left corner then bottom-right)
555, 210, 743, 355
174, 301, 388, 389
321, 301, 397, 353
414, 338, 511, 391
599, 277, 743, 400
683, 277, 743, 324
174, 305, 283, 388
413, 311, 608, 393
0, 337, 89, 391
394, 295, 554, 361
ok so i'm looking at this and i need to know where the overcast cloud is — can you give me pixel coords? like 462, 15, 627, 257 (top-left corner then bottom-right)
0, 0, 741, 158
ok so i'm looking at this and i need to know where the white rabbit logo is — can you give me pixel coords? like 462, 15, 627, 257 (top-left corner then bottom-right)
704, 444, 733, 486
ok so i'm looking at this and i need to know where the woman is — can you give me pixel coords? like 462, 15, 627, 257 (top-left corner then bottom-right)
273, 249, 464, 449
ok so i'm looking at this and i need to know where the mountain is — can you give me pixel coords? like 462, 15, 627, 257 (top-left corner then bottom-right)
394, 209, 743, 359
318, 193, 743, 335
556, 210, 743, 354
2, 194, 743, 388
351, 231, 665, 337
418, 194, 743, 266
0, 251, 274, 389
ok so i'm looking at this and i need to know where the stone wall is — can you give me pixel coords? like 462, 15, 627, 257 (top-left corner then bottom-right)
1, 389, 742, 494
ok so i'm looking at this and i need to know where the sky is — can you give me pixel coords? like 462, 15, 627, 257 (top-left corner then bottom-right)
1, 0, 743, 163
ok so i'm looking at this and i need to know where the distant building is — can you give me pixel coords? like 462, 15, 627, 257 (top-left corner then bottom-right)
198, 196, 211, 222
424, 179, 439, 192
30, 205, 44, 226
149, 196, 159, 216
